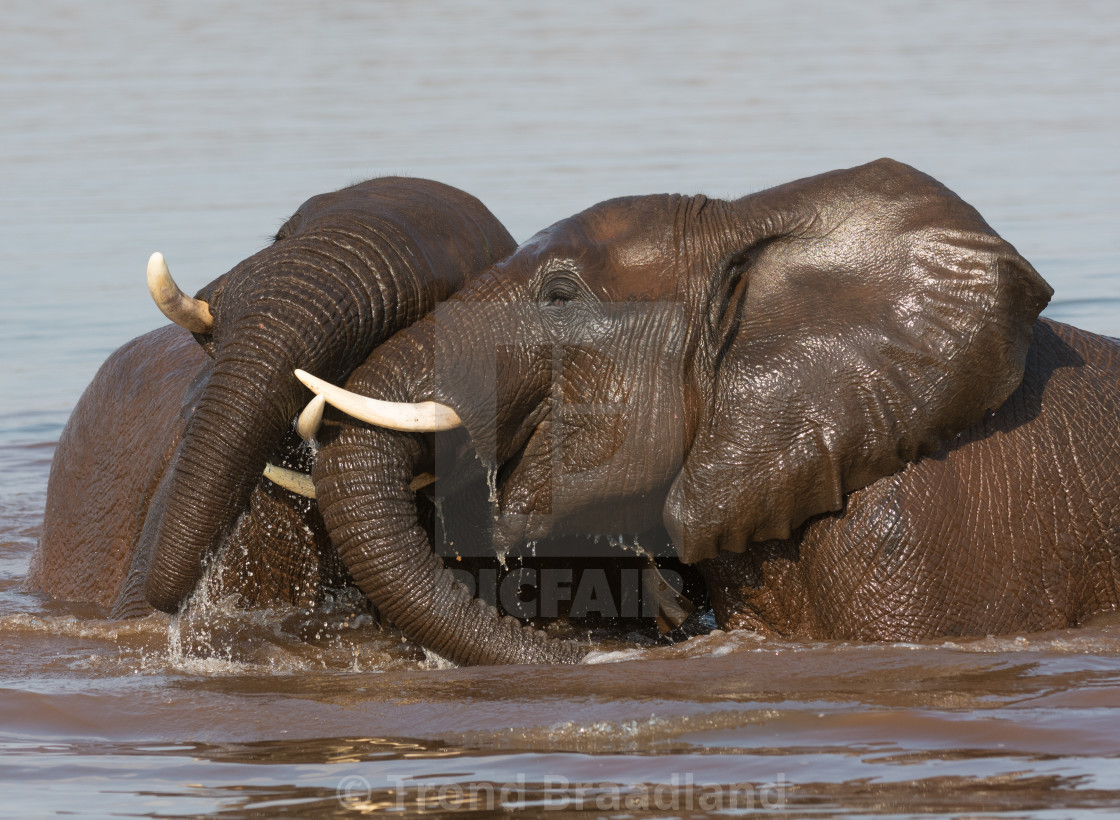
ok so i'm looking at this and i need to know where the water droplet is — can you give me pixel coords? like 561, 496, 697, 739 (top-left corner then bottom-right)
486, 464, 499, 504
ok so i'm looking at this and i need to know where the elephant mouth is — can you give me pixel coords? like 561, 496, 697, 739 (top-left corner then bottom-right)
486, 401, 557, 552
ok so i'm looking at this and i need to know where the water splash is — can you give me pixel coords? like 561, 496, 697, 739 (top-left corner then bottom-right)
421, 647, 457, 670
137, 535, 426, 676
433, 496, 447, 540
486, 463, 500, 504
163, 544, 249, 672
608, 534, 649, 559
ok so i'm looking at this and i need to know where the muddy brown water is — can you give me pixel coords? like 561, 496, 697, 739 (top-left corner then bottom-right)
3, 1, 1120, 816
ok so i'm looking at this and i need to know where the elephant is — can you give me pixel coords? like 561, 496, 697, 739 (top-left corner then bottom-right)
29, 177, 516, 617
300, 158, 1120, 667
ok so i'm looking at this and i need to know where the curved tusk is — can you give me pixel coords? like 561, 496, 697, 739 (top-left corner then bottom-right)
409, 472, 437, 492
147, 252, 214, 333
263, 463, 316, 498
296, 394, 326, 442
294, 369, 462, 432
264, 463, 436, 496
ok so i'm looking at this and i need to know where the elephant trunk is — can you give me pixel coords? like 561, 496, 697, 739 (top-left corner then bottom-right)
142, 331, 310, 612
317, 427, 584, 665
141, 246, 406, 612
315, 324, 585, 666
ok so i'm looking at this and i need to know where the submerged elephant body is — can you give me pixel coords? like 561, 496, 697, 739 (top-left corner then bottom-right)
31, 326, 206, 610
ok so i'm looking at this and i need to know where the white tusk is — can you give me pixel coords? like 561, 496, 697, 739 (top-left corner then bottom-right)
263, 463, 437, 496
263, 463, 316, 498
294, 369, 462, 432
147, 252, 214, 333
409, 472, 437, 492
296, 394, 325, 442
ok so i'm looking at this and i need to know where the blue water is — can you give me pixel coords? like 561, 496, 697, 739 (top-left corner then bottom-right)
1, 1, 1118, 816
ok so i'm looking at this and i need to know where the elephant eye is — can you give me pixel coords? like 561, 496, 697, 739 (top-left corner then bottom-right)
540, 269, 582, 310
273, 212, 301, 243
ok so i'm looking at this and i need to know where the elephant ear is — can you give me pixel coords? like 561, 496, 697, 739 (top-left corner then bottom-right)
664, 159, 1053, 563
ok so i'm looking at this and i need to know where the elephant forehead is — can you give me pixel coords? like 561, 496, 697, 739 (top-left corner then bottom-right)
292, 181, 389, 219
585, 195, 698, 300
518, 199, 684, 301
293, 177, 482, 230
594, 243, 679, 302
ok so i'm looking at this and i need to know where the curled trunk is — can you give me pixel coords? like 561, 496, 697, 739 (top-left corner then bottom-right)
142, 337, 295, 611
314, 325, 585, 666
316, 424, 585, 666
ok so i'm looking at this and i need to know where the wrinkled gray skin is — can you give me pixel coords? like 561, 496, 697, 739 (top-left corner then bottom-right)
310, 159, 1120, 667
703, 317, 1120, 640
138, 177, 516, 616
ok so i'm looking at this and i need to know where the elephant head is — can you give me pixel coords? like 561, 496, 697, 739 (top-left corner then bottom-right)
306, 159, 1052, 665
139, 178, 516, 614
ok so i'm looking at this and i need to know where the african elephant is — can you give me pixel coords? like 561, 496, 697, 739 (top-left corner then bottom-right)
302, 158, 1120, 666
31, 178, 516, 617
